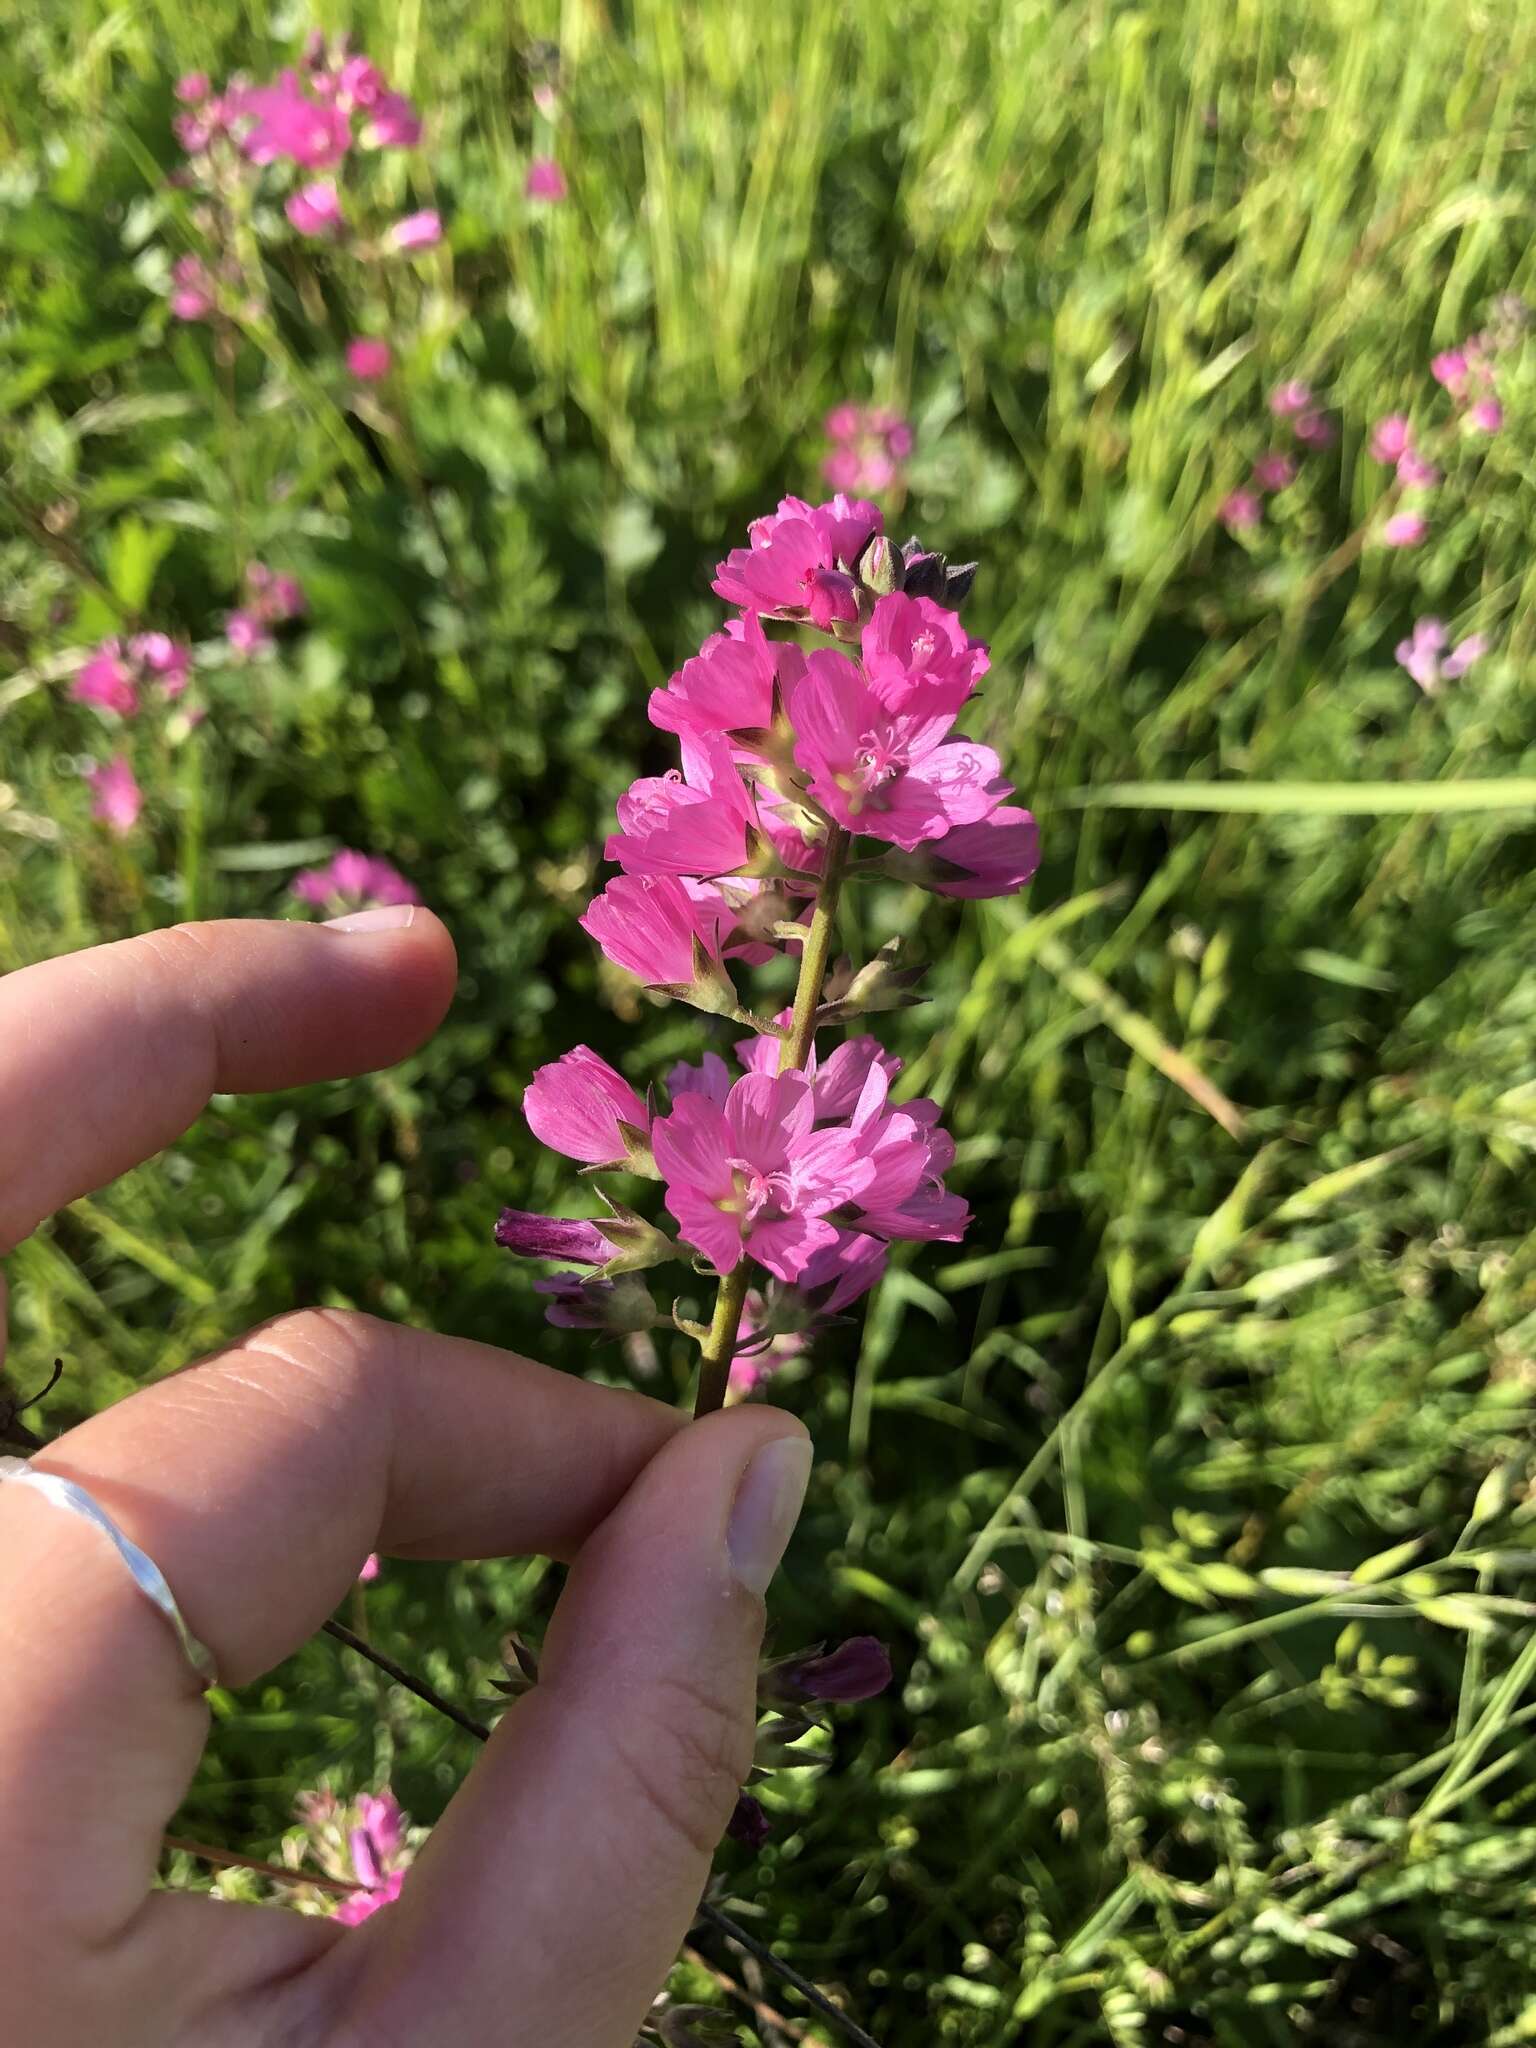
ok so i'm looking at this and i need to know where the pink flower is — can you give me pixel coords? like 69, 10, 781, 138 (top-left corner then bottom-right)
226, 608, 273, 656
73, 640, 138, 715
388, 209, 442, 252
176, 72, 211, 103
337, 57, 386, 110
1269, 379, 1313, 417
1443, 632, 1489, 677
291, 850, 419, 910
525, 155, 568, 201
286, 181, 343, 236
358, 1553, 381, 1584
1369, 415, 1412, 464
790, 650, 1010, 849
267, 573, 306, 619
824, 403, 862, 442
1431, 348, 1469, 396
1219, 489, 1261, 533
712, 494, 883, 615
1293, 411, 1335, 447
363, 90, 423, 150
240, 71, 352, 168
523, 1046, 648, 1166
1251, 451, 1297, 491
1469, 397, 1503, 434
84, 754, 143, 835
532, 82, 559, 118
1393, 618, 1447, 690
580, 873, 727, 987
1381, 511, 1428, 548
605, 734, 757, 878
651, 1070, 878, 1279
128, 632, 192, 698
334, 1868, 405, 1924
347, 337, 392, 382
916, 804, 1042, 898
821, 446, 865, 491
1395, 448, 1441, 488
860, 591, 989, 714
169, 254, 215, 321
648, 612, 807, 748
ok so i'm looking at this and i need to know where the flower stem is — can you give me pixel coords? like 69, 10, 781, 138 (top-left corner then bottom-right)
692, 826, 851, 1419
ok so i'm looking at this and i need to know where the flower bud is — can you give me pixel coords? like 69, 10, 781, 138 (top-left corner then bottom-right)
942, 558, 978, 606
763, 1636, 893, 1704
820, 937, 927, 1019
858, 531, 901, 596
532, 1271, 659, 1334
495, 1211, 615, 1264
659, 2005, 741, 2047
590, 1190, 680, 1275
726, 1792, 771, 1849
899, 540, 946, 600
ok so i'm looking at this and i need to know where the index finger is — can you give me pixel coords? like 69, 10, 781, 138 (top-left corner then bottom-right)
0, 912, 457, 1255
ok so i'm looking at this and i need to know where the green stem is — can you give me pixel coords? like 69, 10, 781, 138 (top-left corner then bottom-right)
692, 826, 851, 1418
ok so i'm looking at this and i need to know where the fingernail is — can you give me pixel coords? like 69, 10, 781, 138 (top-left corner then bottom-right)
324, 904, 418, 934
727, 1435, 812, 1597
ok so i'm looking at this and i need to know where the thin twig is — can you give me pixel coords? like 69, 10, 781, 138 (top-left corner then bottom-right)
318, 1617, 886, 2047
322, 1618, 491, 1741
162, 1834, 364, 1897
683, 1943, 804, 2041
696, 1901, 885, 2048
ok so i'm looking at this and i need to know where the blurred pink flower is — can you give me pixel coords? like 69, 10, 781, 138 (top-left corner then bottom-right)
1251, 451, 1297, 491
128, 632, 192, 698
1395, 618, 1487, 694
1292, 411, 1335, 447
388, 209, 442, 252
84, 755, 143, 835
1369, 414, 1412, 463
175, 72, 211, 104
240, 71, 352, 169
525, 156, 568, 201
1431, 348, 1469, 396
1396, 448, 1441, 488
347, 336, 392, 381
820, 403, 914, 494
226, 608, 273, 656
73, 641, 138, 716
363, 90, 422, 150
1269, 379, 1313, 417
1469, 397, 1504, 434
292, 850, 420, 910
1219, 488, 1261, 533
286, 181, 343, 236
1381, 511, 1428, 548
358, 1553, 381, 1584
337, 57, 385, 110
170, 254, 215, 322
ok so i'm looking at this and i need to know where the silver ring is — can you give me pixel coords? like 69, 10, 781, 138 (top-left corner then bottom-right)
0, 1455, 220, 1690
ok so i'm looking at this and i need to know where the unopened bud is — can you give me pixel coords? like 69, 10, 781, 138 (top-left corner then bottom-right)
899, 538, 946, 600
726, 1792, 771, 1850
942, 559, 978, 606
820, 937, 927, 1019
532, 1270, 659, 1334
495, 1211, 615, 1264
762, 1636, 894, 1705
859, 531, 901, 596
656, 933, 739, 1017
591, 1190, 679, 1275
806, 566, 861, 632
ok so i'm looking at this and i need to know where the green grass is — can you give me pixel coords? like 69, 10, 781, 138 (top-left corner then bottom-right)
5, 0, 1536, 2039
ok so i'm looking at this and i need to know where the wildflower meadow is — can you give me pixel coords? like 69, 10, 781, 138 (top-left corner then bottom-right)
5, 0, 1536, 2040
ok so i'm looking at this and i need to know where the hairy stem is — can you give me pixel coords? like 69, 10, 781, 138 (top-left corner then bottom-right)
692, 825, 851, 1419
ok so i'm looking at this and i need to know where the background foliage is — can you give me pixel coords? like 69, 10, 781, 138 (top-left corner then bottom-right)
5, 0, 1536, 2040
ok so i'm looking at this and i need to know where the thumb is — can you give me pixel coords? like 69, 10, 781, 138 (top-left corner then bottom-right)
341, 1407, 812, 2047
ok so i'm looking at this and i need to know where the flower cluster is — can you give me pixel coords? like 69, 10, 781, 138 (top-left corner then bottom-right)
285, 1787, 416, 1925
1393, 617, 1487, 696
227, 561, 306, 656
1219, 378, 1334, 532
72, 632, 197, 839
165, 34, 440, 332
821, 404, 914, 495
497, 494, 1038, 1391
292, 849, 420, 914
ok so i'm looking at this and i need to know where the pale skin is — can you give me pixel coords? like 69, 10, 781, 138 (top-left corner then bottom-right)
0, 910, 812, 2047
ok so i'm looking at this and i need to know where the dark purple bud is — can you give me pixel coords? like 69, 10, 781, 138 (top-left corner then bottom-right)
726, 1792, 771, 1850
533, 1271, 659, 1334
942, 559, 978, 607
495, 1210, 615, 1264
900, 547, 946, 601
765, 1636, 893, 1705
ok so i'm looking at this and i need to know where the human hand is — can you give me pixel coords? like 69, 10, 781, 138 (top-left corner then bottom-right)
0, 913, 812, 2047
